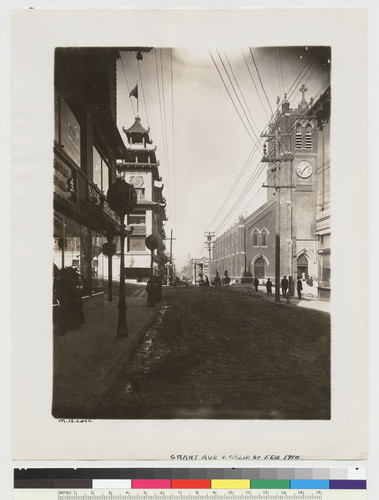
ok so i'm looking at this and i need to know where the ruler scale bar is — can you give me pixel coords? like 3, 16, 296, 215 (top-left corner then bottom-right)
13, 489, 367, 500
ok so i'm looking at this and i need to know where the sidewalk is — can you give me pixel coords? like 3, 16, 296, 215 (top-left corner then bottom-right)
252, 289, 330, 313
232, 283, 330, 313
52, 290, 160, 418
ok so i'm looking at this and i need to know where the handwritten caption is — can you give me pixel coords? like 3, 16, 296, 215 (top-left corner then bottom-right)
58, 419, 93, 423
170, 454, 300, 460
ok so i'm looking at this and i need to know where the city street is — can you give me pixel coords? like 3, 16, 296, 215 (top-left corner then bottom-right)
94, 285, 330, 420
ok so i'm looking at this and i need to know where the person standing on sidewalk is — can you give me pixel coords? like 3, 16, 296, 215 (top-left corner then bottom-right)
281, 275, 289, 297
297, 277, 303, 299
253, 277, 259, 292
265, 278, 272, 296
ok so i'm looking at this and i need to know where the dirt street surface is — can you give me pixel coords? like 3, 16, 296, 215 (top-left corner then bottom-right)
95, 286, 330, 419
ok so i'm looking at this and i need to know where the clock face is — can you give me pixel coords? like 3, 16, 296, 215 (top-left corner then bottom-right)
296, 160, 313, 179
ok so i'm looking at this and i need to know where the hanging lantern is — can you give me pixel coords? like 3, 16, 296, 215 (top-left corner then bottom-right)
102, 242, 116, 257
145, 234, 159, 251
107, 178, 137, 216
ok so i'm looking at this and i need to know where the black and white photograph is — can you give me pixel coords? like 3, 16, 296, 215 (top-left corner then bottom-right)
11, 8, 368, 460
52, 45, 331, 420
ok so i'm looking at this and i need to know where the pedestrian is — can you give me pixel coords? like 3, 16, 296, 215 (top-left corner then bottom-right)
146, 278, 155, 307
253, 277, 259, 291
281, 275, 289, 297
297, 277, 303, 299
265, 277, 272, 296
204, 276, 210, 286
54, 267, 84, 334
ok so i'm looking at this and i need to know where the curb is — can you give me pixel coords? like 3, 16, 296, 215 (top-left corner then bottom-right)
79, 303, 161, 415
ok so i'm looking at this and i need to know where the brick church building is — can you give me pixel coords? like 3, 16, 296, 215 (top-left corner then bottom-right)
213, 84, 331, 298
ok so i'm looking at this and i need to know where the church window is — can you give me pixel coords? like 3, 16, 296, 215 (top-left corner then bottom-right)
253, 230, 259, 247
305, 124, 312, 149
261, 230, 267, 246
295, 125, 302, 149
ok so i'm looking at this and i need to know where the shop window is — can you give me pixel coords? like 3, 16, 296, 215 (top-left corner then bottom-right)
55, 93, 81, 167
253, 230, 259, 247
93, 146, 109, 193
261, 230, 267, 246
295, 125, 302, 149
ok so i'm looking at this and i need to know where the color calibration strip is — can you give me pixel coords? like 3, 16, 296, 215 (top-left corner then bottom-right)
15, 476, 366, 490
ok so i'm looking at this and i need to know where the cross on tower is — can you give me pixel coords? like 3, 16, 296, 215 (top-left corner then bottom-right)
299, 84, 308, 101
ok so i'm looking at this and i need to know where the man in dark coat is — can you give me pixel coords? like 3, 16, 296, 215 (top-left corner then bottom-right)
265, 278, 272, 296
297, 277, 303, 299
253, 277, 259, 292
281, 275, 289, 297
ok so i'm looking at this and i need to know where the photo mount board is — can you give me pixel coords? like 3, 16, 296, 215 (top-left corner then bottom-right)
11, 8, 368, 460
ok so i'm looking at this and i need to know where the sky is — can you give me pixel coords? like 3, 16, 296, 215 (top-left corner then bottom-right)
116, 46, 330, 270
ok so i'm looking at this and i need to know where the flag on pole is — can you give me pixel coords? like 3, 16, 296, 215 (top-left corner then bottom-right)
129, 84, 138, 99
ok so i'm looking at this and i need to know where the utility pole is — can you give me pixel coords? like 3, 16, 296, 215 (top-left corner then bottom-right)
263, 171, 295, 303
164, 230, 176, 284
262, 133, 295, 302
204, 232, 215, 282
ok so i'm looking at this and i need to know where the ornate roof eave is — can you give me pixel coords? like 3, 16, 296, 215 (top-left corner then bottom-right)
122, 116, 150, 136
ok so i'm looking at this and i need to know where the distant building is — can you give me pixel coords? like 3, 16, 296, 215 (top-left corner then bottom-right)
188, 257, 210, 285
116, 116, 168, 279
213, 85, 331, 298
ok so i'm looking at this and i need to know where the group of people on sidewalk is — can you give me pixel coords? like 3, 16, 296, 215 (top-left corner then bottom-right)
252, 275, 304, 300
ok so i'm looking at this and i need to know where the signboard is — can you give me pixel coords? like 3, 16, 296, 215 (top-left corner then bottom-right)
53, 152, 77, 203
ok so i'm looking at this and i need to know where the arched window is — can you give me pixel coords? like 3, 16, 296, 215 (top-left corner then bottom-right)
253, 230, 258, 246
297, 254, 309, 279
261, 230, 267, 246
296, 125, 302, 149
305, 124, 312, 149
254, 257, 265, 279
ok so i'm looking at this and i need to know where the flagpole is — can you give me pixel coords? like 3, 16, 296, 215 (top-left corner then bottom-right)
137, 82, 139, 115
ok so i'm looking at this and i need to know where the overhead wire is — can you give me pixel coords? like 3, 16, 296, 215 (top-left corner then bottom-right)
206, 144, 261, 231
242, 49, 270, 120
209, 51, 259, 145
137, 59, 150, 127
154, 49, 172, 208
119, 53, 136, 116
170, 48, 177, 226
217, 50, 261, 143
224, 51, 262, 140
275, 49, 284, 98
160, 48, 176, 230
249, 47, 274, 116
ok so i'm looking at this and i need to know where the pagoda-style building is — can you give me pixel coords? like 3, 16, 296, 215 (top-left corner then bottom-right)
117, 116, 168, 279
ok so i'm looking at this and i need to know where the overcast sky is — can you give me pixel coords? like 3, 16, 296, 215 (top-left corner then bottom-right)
117, 46, 330, 270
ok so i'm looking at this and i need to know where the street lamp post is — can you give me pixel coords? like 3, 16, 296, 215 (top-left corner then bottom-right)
107, 178, 137, 338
